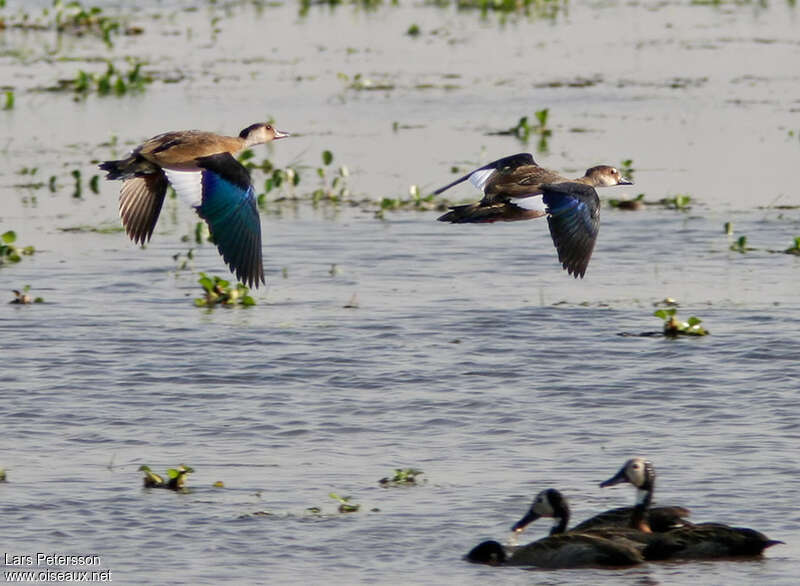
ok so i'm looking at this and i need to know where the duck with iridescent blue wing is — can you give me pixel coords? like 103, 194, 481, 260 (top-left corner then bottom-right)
434, 153, 632, 278
99, 122, 290, 288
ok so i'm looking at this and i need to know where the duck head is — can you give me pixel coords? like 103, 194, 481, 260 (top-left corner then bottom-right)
600, 457, 655, 532
512, 488, 570, 536
584, 165, 633, 187
239, 122, 291, 147
600, 457, 654, 490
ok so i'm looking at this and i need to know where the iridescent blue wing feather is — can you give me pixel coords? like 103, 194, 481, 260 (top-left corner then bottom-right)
433, 153, 536, 195
541, 182, 600, 278
193, 153, 264, 288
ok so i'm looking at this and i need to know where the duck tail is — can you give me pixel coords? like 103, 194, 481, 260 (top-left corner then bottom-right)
98, 158, 132, 180
98, 155, 156, 181
437, 203, 496, 223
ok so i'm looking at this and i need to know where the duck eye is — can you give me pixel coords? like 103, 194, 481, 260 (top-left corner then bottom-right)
265, 125, 272, 131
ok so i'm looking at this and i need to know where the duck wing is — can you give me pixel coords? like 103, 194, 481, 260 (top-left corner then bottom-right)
163, 153, 264, 288
571, 506, 693, 533
645, 524, 784, 559
433, 153, 536, 196
506, 533, 643, 568
118, 173, 169, 245
541, 182, 600, 278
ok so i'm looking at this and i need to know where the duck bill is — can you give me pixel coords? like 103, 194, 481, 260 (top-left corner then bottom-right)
273, 129, 291, 140
618, 177, 633, 186
600, 466, 629, 488
511, 510, 541, 533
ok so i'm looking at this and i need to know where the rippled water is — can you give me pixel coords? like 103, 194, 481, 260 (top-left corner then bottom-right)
1, 0, 799, 584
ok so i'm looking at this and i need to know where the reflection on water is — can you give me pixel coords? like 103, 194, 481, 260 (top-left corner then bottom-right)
1, 0, 798, 584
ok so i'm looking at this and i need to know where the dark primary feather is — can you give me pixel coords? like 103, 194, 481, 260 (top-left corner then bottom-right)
118, 173, 168, 245
433, 153, 536, 195
541, 182, 600, 278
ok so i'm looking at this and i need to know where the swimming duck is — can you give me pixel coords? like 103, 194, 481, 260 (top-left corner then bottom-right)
434, 153, 632, 278
466, 488, 644, 569
600, 457, 784, 559
99, 122, 290, 288
514, 487, 691, 536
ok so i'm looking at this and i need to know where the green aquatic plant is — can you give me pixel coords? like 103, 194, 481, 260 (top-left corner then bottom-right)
71, 169, 82, 198
166, 465, 194, 490
193, 221, 211, 245
406, 23, 420, 36
619, 159, 635, 182
1, 0, 131, 46
379, 468, 425, 486
661, 193, 692, 210
329, 493, 360, 513
0, 468, 6, 482
723, 221, 733, 236
730, 235, 755, 253
172, 248, 195, 271
607, 193, 645, 210
492, 109, 552, 151
195, 273, 256, 307
2, 91, 13, 110
139, 464, 194, 490
70, 59, 151, 97
377, 184, 437, 218
784, 236, 800, 256
0, 231, 35, 266
9, 285, 44, 304
312, 150, 350, 203
654, 308, 709, 337
337, 72, 395, 91
454, 0, 565, 17
298, 0, 385, 16
138, 465, 165, 488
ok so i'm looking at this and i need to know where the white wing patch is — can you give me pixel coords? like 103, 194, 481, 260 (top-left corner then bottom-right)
468, 168, 495, 192
163, 168, 204, 209
509, 195, 546, 213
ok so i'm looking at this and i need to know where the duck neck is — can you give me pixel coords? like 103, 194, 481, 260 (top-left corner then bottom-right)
240, 135, 264, 150
573, 175, 596, 187
550, 499, 570, 535
631, 486, 653, 533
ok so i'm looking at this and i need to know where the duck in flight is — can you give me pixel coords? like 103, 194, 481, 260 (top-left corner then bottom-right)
434, 153, 632, 278
99, 122, 290, 288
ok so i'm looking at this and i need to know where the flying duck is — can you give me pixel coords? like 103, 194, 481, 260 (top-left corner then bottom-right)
434, 153, 632, 278
599, 457, 784, 559
99, 122, 290, 288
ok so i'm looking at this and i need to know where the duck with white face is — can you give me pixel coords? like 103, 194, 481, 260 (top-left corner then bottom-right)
466, 488, 644, 569
599, 457, 784, 560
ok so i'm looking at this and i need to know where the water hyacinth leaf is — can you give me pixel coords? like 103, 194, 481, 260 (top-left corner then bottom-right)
2, 231, 16, 244
322, 150, 333, 166
653, 309, 674, 320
